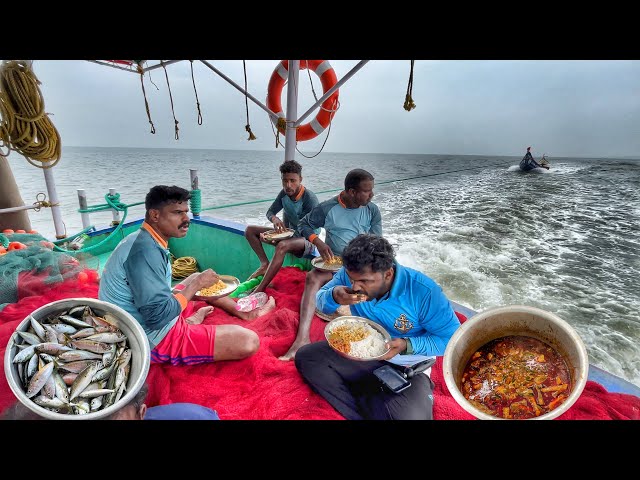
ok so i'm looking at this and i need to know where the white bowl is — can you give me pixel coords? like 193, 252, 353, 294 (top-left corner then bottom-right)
442, 305, 588, 420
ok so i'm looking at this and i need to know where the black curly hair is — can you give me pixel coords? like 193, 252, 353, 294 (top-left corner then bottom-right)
342, 234, 395, 273
279, 160, 303, 176
145, 185, 191, 212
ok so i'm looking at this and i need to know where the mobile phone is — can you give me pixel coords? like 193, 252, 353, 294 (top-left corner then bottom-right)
373, 365, 411, 393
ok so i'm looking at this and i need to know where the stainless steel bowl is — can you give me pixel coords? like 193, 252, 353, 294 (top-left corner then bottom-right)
324, 315, 391, 361
4, 298, 150, 420
442, 305, 589, 420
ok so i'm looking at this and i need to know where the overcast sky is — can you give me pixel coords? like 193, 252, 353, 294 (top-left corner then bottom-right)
29, 60, 640, 158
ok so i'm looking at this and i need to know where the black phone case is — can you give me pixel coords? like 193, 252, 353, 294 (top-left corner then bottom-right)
373, 365, 411, 393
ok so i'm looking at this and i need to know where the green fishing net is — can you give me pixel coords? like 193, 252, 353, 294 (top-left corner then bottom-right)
0, 233, 89, 310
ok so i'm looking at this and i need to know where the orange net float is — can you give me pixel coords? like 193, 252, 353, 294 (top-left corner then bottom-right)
266, 60, 339, 142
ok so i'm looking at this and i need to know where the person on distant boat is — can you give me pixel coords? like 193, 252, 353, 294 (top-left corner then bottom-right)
244, 159, 320, 292
99, 185, 275, 367
279, 169, 382, 361
295, 234, 461, 420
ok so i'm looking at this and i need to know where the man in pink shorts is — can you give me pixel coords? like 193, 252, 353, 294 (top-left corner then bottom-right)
99, 185, 276, 365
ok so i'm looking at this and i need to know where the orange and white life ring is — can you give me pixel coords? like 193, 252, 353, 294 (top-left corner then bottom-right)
266, 60, 339, 142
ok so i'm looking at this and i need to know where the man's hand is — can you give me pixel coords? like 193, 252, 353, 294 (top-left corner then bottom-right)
271, 216, 286, 233
314, 240, 333, 261
196, 269, 220, 290
379, 338, 408, 360
331, 286, 368, 305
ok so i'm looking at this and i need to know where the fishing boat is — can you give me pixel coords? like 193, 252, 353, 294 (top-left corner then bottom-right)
0, 60, 638, 421
520, 147, 550, 171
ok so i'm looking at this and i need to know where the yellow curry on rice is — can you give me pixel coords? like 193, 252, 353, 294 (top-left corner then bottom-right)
461, 335, 572, 419
198, 279, 228, 296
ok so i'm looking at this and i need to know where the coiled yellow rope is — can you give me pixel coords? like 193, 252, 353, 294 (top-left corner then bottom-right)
0, 60, 62, 168
171, 256, 199, 279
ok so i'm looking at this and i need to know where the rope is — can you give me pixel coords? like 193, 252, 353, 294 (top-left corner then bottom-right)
189, 60, 203, 126
275, 117, 287, 148
0, 233, 8, 249
243, 61, 256, 141
138, 62, 156, 134
161, 61, 180, 140
199, 159, 517, 212
0, 60, 62, 168
295, 98, 340, 159
190, 189, 201, 216
77, 192, 143, 214
171, 256, 199, 279
403, 60, 416, 112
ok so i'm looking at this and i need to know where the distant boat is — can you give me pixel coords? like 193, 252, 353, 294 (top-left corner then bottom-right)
520, 148, 550, 171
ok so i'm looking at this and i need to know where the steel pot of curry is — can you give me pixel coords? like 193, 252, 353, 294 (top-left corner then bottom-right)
443, 305, 588, 420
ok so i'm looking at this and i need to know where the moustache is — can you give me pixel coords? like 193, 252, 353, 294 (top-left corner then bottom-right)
179, 222, 190, 229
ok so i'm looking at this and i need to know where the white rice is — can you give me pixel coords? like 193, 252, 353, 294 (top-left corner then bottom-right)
329, 319, 388, 359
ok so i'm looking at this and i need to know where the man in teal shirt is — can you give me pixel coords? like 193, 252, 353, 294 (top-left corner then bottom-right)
295, 234, 461, 420
244, 160, 319, 293
279, 168, 382, 361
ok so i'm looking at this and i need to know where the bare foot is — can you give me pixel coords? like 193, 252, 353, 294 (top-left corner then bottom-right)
247, 264, 268, 281
278, 338, 310, 361
185, 306, 214, 325
245, 296, 276, 320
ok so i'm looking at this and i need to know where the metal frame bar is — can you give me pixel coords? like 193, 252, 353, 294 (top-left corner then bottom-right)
294, 60, 369, 127
87, 60, 139, 74
199, 60, 278, 120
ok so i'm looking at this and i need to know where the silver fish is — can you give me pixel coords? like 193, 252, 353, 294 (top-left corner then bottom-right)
84, 332, 127, 344
26, 361, 54, 398
29, 316, 46, 341
57, 350, 103, 362
15, 331, 42, 345
69, 361, 103, 400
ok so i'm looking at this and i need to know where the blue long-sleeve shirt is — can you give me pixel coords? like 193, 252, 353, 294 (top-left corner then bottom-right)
298, 193, 382, 255
317, 262, 461, 363
265, 186, 319, 235
99, 222, 187, 348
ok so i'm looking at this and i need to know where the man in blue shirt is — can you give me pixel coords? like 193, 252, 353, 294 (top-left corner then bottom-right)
244, 160, 319, 293
295, 234, 461, 420
279, 169, 382, 361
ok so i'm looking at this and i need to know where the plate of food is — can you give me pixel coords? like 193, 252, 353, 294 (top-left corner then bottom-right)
311, 255, 343, 272
324, 316, 391, 361
262, 228, 295, 242
195, 275, 240, 299
315, 304, 352, 322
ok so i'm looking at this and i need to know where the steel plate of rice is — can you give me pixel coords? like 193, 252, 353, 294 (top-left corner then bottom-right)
324, 316, 390, 361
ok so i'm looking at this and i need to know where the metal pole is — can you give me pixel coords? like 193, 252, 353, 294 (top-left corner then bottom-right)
77, 189, 91, 229
190, 169, 200, 218
284, 60, 300, 161
190, 169, 199, 191
295, 60, 369, 127
199, 60, 279, 121
109, 188, 120, 224
42, 161, 66, 239
0, 204, 41, 214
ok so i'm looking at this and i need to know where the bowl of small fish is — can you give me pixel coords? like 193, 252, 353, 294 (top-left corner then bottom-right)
4, 297, 150, 419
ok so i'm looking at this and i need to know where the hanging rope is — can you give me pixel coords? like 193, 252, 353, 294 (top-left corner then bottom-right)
161, 61, 180, 140
171, 256, 199, 279
189, 60, 203, 126
0, 60, 62, 168
403, 60, 416, 112
242, 61, 256, 141
137, 62, 156, 134
275, 117, 287, 148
